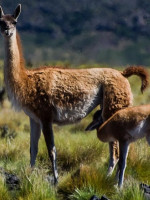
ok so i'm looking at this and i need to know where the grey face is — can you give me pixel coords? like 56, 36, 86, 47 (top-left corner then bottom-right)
0, 15, 17, 37
0, 4, 21, 37
85, 109, 103, 131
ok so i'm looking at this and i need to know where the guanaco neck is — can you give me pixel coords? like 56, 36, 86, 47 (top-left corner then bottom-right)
4, 29, 27, 108
4, 30, 25, 80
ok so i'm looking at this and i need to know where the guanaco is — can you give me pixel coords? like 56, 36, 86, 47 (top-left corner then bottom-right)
0, 4, 148, 184
86, 105, 150, 188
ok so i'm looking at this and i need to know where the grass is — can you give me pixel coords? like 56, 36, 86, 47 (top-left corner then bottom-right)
0, 65, 149, 199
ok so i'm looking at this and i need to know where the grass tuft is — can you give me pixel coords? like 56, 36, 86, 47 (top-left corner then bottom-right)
58, 164, 116, 200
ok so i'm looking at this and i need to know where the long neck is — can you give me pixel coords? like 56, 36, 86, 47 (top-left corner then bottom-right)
3, 30, 27, 110
4, 30, 25, 82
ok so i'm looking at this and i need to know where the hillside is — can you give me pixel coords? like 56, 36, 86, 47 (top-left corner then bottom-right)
0, 0, 150, 65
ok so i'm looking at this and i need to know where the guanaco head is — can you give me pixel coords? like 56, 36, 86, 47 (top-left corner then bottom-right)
85, 109, 103, 131
0, 4, 21, 37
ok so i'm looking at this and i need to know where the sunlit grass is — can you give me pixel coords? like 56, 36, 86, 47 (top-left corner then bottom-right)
114, 179, 145, 200
0, 176, 11, 200
58, 164, 116, 200
16, 167, 57, 200
0, 66, 149, 199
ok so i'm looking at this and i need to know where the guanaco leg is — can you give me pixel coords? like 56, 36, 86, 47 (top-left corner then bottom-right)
30, 118, 41, 167
117, 141, 129, 188
42, 122, 58, 184
107, 141, 119, 176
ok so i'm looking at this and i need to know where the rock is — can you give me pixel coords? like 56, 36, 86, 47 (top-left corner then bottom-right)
89, 195, 110, 200
140, 183, 150, 194
0, 167, 20, 190
89, 195, 100, 200
140, 183, 150, 200
5, 172, 20, 190
101, 195, 110, 200
144, 193, 150, 200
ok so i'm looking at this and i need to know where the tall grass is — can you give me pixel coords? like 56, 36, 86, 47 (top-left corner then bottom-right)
0, 66, 149, 199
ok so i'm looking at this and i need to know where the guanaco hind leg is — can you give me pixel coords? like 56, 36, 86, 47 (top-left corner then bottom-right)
107, 141, 119, 176
118, 141, 129, 188
30, 118, 41, 167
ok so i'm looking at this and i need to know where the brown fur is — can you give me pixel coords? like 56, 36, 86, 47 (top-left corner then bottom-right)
2, 30, 148, 124
0, 5, 149, 183
122, 66, 149, 93
89, 104, 150, 187
97, 104, 150, 142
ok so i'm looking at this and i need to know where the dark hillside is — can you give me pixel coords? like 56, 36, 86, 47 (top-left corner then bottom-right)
1, 0, 150, 65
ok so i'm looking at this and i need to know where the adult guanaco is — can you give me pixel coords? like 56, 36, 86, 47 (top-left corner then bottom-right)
0, 4, 148, 184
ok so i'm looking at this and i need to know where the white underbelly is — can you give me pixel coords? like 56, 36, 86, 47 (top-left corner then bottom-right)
128, 120, 146, 140
54, 94, 100, 124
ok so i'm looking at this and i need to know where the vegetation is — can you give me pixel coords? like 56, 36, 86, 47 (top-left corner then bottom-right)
0, 60, 149, 199
0, 1, 149, 199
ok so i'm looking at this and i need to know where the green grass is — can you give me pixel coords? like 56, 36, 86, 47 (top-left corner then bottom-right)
0, 65, 149, 199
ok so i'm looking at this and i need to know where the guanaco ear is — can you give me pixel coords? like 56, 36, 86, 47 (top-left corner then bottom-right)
0, 6, 4, 18
85, 120, 101, 131
13, 4, 21, 20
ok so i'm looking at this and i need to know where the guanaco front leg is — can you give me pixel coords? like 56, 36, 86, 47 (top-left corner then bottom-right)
42, 122, 58, 184
107, 141, 119, 176
118, 141, 129, 188
30, 118, 41, 167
